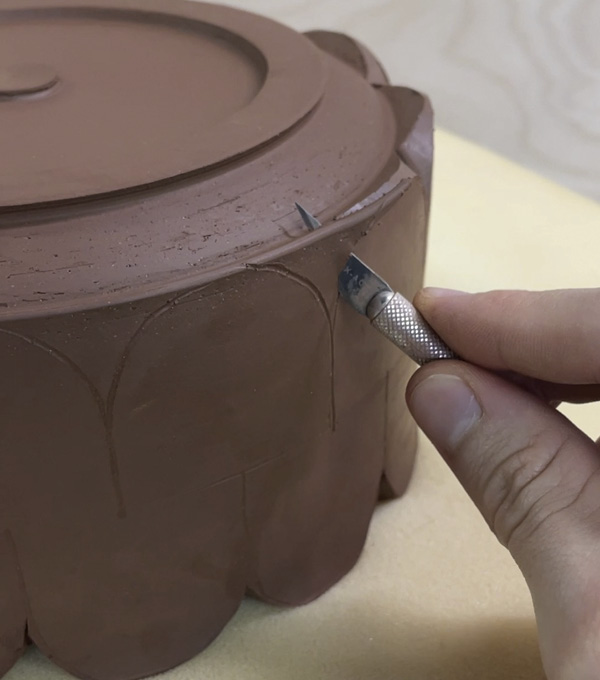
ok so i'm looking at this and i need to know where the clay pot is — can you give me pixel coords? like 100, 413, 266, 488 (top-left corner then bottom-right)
0, 2, 432, 678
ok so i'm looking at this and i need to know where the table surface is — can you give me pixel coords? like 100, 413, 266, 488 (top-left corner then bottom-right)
8, 129, 600, 680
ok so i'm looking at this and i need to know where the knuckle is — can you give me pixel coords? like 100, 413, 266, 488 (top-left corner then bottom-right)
477, 430, 572, 548
515, 465, 600, 550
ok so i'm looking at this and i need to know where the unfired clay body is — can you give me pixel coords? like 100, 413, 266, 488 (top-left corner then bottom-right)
0, 2, 433, 678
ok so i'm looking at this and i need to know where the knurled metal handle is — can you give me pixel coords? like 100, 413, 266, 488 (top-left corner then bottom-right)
370, 292, 457, 365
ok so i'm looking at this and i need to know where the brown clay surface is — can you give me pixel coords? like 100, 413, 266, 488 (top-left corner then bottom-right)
0, 2, 433, 678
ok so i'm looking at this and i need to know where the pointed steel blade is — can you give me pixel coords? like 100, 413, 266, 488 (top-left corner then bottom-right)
338, 253, 392, 316
295, 202, 321, 231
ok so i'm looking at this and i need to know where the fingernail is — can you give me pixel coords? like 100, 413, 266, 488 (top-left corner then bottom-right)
408, 374, 482, 451
422, 287, 470, 298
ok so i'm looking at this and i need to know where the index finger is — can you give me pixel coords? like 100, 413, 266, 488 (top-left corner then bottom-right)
415, 288, 600, 385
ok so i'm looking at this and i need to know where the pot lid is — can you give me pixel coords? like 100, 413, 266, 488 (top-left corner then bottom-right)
0, 0, 325, 209
0, 1, 415, 320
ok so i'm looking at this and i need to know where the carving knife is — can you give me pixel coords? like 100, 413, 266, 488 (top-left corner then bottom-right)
338, 253, 457, 365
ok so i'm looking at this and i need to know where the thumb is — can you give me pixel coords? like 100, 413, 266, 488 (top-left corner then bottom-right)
406, 362, 600, 675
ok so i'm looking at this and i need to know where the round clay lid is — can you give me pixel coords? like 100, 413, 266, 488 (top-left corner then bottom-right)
0, 0, 325, 209
1, 0, 405, 319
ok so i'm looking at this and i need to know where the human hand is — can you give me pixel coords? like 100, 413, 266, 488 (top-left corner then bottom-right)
406, 288, 600, 680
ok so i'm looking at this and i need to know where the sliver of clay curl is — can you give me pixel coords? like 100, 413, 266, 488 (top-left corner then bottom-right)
336, 165, 413, 219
